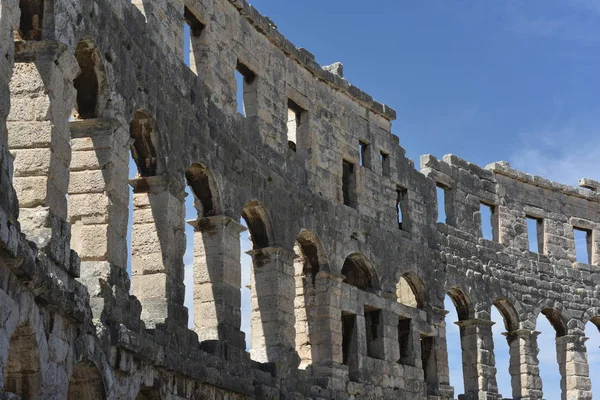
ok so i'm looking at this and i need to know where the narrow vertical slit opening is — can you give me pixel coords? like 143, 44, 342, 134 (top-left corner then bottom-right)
342, 160, 357, 208
526, 216, 543, 254
574, 227, 592, 264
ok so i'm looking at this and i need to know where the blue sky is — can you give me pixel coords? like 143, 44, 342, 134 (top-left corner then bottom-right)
173, 2, 600, 399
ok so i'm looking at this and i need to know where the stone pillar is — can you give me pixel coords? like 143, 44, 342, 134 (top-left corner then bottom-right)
312, 271, 344, 356
430, 307, 454, 399
247, 246, 297, 365
556, 334, 592, 400
7, 41, 79, 272
130, 175, 188, 328
455, 318, 499, 400
187, 215, 246, 348
503, 329, 542, 400
69, 119, 129, 269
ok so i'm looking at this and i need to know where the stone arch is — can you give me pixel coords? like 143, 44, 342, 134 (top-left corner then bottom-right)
493, 298, 520, 332
185, 163, 220, 218
447, 287, 473, 321
539, 308, 567, 337
396, 272, 426, 309
67, 360, 106, 400
293, 229, 329, 369
130, 110, 159, 177
241, 200, 274, 249
72, 38, 108, 119
341, 252, 380, 292
16, 0, 45, 40
3, 323, 41, 398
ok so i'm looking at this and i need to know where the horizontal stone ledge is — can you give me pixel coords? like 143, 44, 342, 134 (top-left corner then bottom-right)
14, 40, 67, 63
70, 118, 119, 138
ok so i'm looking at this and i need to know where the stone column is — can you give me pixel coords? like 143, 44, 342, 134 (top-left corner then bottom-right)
130, 175, 188, 328
556, 334, 592, 400
69, 119, 129, 268
430, 307, 453, 399
311, 271, 345, 365
503, 329, 542, 400
187, 215, 246, 348
247, 246, 297, 365
7, 41, 79, 272
455, 318, 499, 400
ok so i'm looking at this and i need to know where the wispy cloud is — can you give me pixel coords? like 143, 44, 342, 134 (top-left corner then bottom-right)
509, 111, 600, 187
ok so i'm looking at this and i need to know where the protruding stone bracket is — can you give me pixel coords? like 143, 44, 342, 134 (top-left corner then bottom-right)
579, 178, 600, 191
129, 174, 186, 200
187, 215, 247, 234
70, 118, 119, 139
246, 246, 295, 268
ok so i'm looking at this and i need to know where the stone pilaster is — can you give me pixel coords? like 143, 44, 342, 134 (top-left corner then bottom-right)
7, 41, 79, 273
430, 307, 454, 399
503, 329, 543, 400
556, 334, 592, 400
188, 215, 246, 348
455, 318, 500, 400
247, 246, 298, 365
130, 175, 188, 328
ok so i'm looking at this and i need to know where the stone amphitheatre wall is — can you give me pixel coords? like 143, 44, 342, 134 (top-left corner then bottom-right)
0, 0, 598, 399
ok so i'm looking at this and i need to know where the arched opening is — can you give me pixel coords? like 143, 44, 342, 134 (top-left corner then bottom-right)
585, 317, 600, 396
4, 324, 41, 398
241, 201, 272, 250
341, 253, 380, 292
293, 230, 325, 369
444, 289, 473, 398
491, 299, 519, 398
241, 201, 275, 357
72, 39, 106, 120
396, 273, 426, 309
67, 360, 106, 400
130, 111, 158, 178
185, 163, 218, 218
536, 308, 566, 399
16, 0, 44, 41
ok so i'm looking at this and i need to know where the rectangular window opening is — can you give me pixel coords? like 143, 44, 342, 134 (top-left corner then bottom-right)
526, 216, 544, 254
480, 202, 497, 241
398, 318, 412, 365
396, 187, 408, 231
574, 227, 592, 264
359, 140, 371, 169
365, 307, 384, 360
421, 335, 437, 395
436, 184, 448, 224
183, 7, 206, 74
342, 312, 357, 366
342, 160, 357, 208
235, 61, 257, 117
380, 151, 390, 177
287, 99, 304, 152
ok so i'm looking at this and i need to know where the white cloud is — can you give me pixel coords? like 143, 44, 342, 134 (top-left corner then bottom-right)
510, 113, 600, 187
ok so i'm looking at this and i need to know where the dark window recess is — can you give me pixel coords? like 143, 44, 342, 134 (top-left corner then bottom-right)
342, 313, 357, 366
342, 160, 357, 208
398, 318, 412, 365
365, 308, 384, 360
359, 140, 371, 168
18, 0, 44, 41
73, 41, 100, 119
421, 335, 438, 395
526, 216, 544, 254
381, 151, 390, 177
396, 187, 408, 230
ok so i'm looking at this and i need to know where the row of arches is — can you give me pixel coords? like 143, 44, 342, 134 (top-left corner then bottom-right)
2, 323, 164, 399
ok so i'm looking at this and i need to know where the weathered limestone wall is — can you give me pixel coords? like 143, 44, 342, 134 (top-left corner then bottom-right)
0, 0, 598, 399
